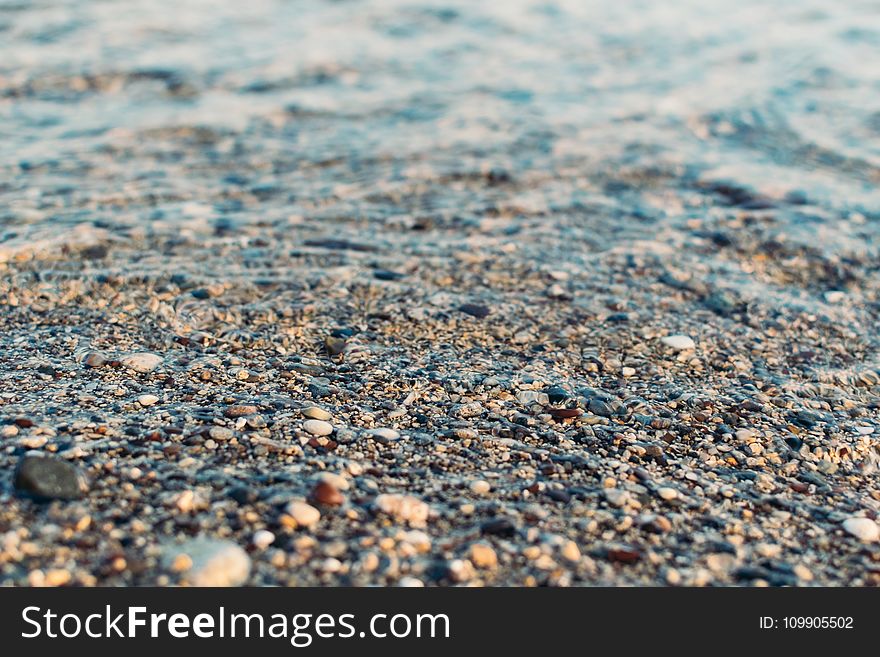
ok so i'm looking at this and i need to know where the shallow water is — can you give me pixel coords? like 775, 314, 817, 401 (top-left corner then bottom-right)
2, 0, 879, 233
4, 1, 880, 588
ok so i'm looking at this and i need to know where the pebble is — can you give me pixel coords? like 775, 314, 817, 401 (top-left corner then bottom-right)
604, 489, 630, 507
560, 540, 581, 562
137, 394, 159, 406
374, 494, 431, 526
82, 352, 107, 368
302, 406, 332, 421
208, 426, 234, 441
398, 577, 425, 587
311, 481, 344, 506
469, 543, 498, 568
224, 404, 259, 418
657, 487, 678, 501
285, 501, 321, 528
367, 427, 400, 443
469, 480, 491, 495
842, 517, 879, 542
660, 335, 695, 351
252, 530, 275, 549
13, 456, 88, 501
303, 419, 333, 436
120, 352, 163, 373
166, 538, 251, 586
459, 303, 490, 318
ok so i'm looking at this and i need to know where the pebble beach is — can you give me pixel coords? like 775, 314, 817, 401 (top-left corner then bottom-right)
2, 0, 880, 586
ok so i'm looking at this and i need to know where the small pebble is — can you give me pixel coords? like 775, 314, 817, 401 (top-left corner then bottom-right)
252, 530, 275, 550
137, 394, 159, 406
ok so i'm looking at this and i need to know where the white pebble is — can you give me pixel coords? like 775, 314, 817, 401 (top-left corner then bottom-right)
121, 352, 163, 373
367, 427, 400, 443
469, 480, 491, 495
137, 394, 159, 407
842, 517, 879, 542
303, 419, 333, 436
252, 530, 275, 550
398, 577, 425, 587
660, 335, 695, 351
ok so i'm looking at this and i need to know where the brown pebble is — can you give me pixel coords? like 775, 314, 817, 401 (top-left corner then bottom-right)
311, 481, 344, 506
224, 404, 259, 418
14, 417, 34, 428
607, 546, 642, 563
550, 408, 582, 419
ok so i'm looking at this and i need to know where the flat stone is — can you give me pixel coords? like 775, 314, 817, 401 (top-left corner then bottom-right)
459, 303, 491, 318
224, 404, 259, 418
302, 406, 332, 421
165, 538, 251, 586
137, 394, 159, 406
367, 427, 400, 443
657, 487, 678, 501
13, 456, 88, 501
660, 335, 695, 351
842, 517, 879, 542
120, 352, 164, 373
303, 419, 333, 436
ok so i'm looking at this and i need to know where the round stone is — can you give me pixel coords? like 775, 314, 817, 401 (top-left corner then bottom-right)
303, 419, 333, 436
469, 480, 491, 495
286, 501, 321, 528
470, 543, 498, 568
311, 481, 344, 506
252, 530, 275, 550
842, 517, 879, 542
137, 394, 159, 406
